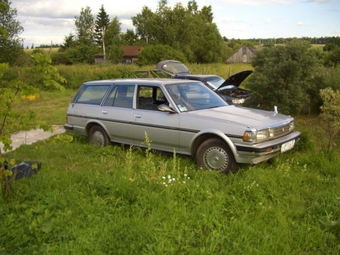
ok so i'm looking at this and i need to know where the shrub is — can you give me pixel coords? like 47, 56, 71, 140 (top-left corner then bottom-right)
244, 40, 325, 115
136, 45, 187, 66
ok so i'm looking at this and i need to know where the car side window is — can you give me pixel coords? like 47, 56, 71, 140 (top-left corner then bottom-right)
103, 85, 134, 108
103, 86, 118, 106
75, 85, 111, 105
137, 85, 168, 110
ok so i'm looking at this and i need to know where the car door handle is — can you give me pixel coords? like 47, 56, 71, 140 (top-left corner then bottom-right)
134, 114, 142, 118
102, 110, 108, 114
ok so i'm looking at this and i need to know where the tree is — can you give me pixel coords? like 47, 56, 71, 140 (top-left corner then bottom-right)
132, 6, 156, 45
74, 6, 95, 45
324, 47, 340, 67
244, 40, 325, 115
122, 29, 138, 45
104, 17, 124, 64
131, 0, 224, 63
319, 87, 340, 151
0, 53, 66, 195
0, 0, 24, 65
0, 1, 9, 38
95, 5, 110, 60
199, 5, 213, 23
187, 0, 198, 14
323, 37, 340, 51
188, 21, 224, 63
56, 6, 99, 64
59, 33, 77, 52
0, 54, 65, 152
136, 44, 187, 66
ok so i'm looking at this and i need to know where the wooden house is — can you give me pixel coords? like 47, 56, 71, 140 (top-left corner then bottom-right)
94, 46, 143, 64
121, 46, 143, 64
94, 53, 105, 64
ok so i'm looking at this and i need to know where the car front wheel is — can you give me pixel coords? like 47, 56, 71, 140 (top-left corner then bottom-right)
89, 125, 110, 147
196, 138, 236, 174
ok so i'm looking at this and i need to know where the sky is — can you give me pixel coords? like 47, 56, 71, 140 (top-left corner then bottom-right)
11, 0, 340, 48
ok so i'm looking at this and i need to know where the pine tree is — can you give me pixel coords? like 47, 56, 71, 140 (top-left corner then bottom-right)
95, 5, 110, 60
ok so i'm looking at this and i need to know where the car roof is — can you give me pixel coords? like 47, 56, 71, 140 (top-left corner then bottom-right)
82, 78, 198, 86
175, 74, 221, 80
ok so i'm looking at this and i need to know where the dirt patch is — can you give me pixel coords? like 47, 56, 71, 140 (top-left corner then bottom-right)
0, 125, 65, 153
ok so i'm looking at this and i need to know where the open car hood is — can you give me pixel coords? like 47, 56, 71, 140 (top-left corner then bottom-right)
218, 70, 253, 89
156, 60, 191, 76
156, 60, 253, 90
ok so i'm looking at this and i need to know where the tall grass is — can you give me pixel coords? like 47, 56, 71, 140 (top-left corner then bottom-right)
54, 62, 253, 89
1, 132, 339, 254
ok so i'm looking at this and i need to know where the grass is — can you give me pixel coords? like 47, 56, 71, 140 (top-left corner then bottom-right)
1, 89, 340, 254
13, 89, 75, 128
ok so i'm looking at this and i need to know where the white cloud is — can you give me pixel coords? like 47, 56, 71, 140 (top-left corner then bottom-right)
266, 19, 273, 24
10, 0, 340, 47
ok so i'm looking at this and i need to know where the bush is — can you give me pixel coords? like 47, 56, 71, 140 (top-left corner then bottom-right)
51, 51, 72, 65
244, 40, 327, 115
55, 64, 139, 89
136, 45, 187, 66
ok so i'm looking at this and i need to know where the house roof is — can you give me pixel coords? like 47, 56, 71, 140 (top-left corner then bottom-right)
94, 52, 104, 57
123, 46, 142, 57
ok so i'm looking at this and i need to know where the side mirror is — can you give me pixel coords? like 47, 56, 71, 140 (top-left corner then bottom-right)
157, 104, 176, 113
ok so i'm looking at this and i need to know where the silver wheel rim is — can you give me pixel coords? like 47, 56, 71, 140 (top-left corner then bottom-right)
91, 130, 105, 146
204, 146, 229, 171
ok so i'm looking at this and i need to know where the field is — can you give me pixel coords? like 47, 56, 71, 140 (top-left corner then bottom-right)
24, 47, 59, 54
1, 64, 340, 254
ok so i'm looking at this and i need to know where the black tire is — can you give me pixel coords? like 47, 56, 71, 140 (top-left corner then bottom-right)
89, 125, 110, 147
196, 138, 236, 174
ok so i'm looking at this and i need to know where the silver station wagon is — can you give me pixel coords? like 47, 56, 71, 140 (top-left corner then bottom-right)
64, 78, 300, 173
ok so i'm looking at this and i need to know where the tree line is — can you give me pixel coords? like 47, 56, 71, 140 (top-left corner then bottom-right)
53, 0, 227, 65
1, 0, 340, 67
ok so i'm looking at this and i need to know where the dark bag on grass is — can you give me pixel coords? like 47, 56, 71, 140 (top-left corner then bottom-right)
10, 161, 42, 180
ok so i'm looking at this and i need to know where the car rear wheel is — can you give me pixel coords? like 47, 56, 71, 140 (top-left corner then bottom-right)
196, 138, 236, 174
89, 126, 110, 147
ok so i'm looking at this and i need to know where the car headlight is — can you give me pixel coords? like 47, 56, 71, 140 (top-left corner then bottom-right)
243, 121, 295, 142
289, 121, 295, 132
243, 129, 272, 142
232, 98, 245, 104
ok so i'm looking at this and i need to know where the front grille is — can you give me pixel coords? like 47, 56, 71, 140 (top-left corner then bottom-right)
271, 124, 291, 138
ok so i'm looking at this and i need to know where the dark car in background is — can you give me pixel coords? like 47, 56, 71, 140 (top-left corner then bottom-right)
156, 60, 252, 105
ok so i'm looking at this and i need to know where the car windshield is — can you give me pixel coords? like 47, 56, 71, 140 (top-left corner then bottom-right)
205, 76, 225, 90
165, 82, 227, 112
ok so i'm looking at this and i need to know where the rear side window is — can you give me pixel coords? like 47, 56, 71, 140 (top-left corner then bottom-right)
75, 85, 111, 105
103, 85, 135, 108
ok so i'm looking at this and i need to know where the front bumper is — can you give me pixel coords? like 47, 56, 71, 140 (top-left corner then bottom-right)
233, 131, 301, 164
63, 124, 74, 131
